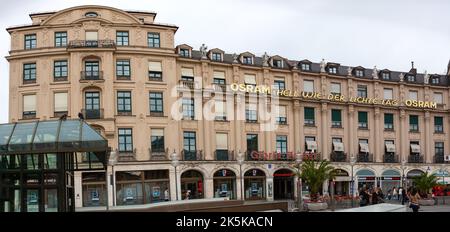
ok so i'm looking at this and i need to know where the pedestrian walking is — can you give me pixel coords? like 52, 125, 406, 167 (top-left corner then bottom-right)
387, 189, 392, 200
393, 187, 398, 200
401, 188, 407, 205
408, 188, 421, 212
398, 187, 403, 201
359, 187, 370, 207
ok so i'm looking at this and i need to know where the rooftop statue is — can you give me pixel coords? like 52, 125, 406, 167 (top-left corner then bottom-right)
372, 66, 378, 79
200, 43, 208, 59
320, 59, 326, 73
262, 52, 269, 67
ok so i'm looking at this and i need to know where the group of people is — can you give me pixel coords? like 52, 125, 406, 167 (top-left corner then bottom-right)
359, 185, 422, 212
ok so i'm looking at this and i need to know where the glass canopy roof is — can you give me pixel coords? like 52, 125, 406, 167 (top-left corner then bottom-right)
0, 119, 108, 154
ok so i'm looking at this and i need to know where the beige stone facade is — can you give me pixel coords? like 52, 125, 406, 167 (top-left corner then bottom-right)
6, 5, 450, 209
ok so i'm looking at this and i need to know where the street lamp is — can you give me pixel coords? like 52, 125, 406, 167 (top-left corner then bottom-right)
236, 151, 245, 201
350, 155, 356, 208
295, 152, 303, 211
401, 159, 407, 189
108, 150, 119, 208
170, 150, 180, 201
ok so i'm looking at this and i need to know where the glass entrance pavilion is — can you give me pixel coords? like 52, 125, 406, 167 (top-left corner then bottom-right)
0, 119, 108, 212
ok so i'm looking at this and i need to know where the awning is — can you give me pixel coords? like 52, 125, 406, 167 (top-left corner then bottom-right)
0, 119, 108, 155
306, 141, 318, 151
386, 144, 396, 153
359, 143, 369, 153
410, 144, 420, 153
333, 142, 344, 152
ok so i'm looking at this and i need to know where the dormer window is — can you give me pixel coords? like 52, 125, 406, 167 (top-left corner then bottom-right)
407, 75, 415, 82
431, 76, 440, 84
180, 49, 190, 57
212, 53, 222, 61
328, 67, 338, 74
243, 56, 253, 65
85, 12, 98, 17
273, 60, 283, 68
300, 63, 311, 71
382, 72, 390, 80
355, 69, 364, 77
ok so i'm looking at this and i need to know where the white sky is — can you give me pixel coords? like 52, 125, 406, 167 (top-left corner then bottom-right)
1, 0, 449, 123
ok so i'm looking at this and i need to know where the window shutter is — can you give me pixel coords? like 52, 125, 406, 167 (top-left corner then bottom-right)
304, 80, 314, 92
152, 129, 164, 137
213, 71, 225, 79
85, 31, 98, 40
181, 68, 194, 77
149, 62, 162, 72
278, 106, 286, 117
244, 74, 256, 85
216, 133, 228, 149
54, 92, 68, 112
23, 95, 36, 112
434, 93, 443, 104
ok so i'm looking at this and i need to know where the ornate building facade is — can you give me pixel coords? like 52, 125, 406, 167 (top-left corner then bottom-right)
6, 5, 450, 209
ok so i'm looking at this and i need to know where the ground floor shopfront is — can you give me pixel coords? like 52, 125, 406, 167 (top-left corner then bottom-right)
74, 162, 449, 209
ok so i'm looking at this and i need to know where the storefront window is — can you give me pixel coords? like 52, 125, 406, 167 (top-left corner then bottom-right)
26, 189, 39, 212
82, 172, 106, 207
44, 189, 58, 212
44, 153, 57, 169
213, 169, 236, 199
244, 169, 266, 200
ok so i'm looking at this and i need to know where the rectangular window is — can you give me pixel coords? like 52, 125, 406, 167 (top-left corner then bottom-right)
358, 111, 368, 129
301, 63, 310, 71
244, 74, 256, 86
276, 135, 287, 154
331, 109, 342, 128
147, 32, 160, 48
215, 101, 227, 121
23, 63, 36, 83
273, 78, 286, 90
383, 88, 393, 100
246, 103, 257, 122
409, 115, 419, 132
432, 77, 440, 84
409, 91, 418, 100
116, 60, 131, 79
85, 31, 98, 41
213, 71, 226, 85
84, 61, 100, 79
149, 92, 163, 116
303, 80, 314, 93
435, 116, 443, 133
246, 134, 258, 156
116, 31, 129, 46
328, 67, 337, 74
117, 91, 132, 114
407, 75, 415, 82
54, 32, 67, 47
183, 132, 196, 160
273, 60, 282, 68
148, 61, 163, 81
382, 72, 390, 80
23, 94, 36, 118
243, 56, 252, 64
151, 129, 165, 153
181, 68, 194, 81
54, 92, 68, 115
384, 113, 394, 130
54, 60, 68, 81
357, 85, 367, 98
118, 128, 133, 152
304, 107, 315, 126
215, 133, 228, 160
180, 49, 189, 57
212, 53, 222, 61
305, 136, 316, 151
330, 83, 341, 95
355, 70, 364, 77
434, 93, 443, 104
276, 105, 287, 125
25, 34, 37, 49
182, 98, 195, 120
435, 142, 444, 156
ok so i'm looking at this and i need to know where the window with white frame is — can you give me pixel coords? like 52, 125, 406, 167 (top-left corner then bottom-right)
434, 92, 443, 104
303, 80, 314, 93
409, 90, 418, 100
383, 88, 393, 100
330, 83, 341, 95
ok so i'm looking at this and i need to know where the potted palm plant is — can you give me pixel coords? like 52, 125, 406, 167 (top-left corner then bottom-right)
413, 172, 438, 206
294, 159, 335, 211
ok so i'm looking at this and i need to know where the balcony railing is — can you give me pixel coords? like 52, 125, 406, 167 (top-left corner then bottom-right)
384, 153, 399, 163
81, 108, 104, 120
149, 148, 169, 161
408, 154, 424, 163
330, 152, 348, 162
244, 151, 296, 161
179, 80, 197, 89
213, 84, 227, 92
181, 149, 204, 161
302, 152, 322, 161
434, 154, 447, 164
68, 40, 116, 49
357, 153, 374, 163
215, 150, 235, 161
80, 71, 104, 80
117, 148, 137, 162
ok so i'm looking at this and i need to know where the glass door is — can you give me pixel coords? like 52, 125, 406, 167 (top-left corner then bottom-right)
85, 92, 100, 119
25, 189, 40, 212
84, 61, 100, 79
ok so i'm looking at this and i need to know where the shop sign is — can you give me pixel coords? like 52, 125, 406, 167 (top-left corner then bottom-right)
230, 83, 437, 109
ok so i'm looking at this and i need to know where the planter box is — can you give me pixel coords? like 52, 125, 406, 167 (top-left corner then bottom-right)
306, 202, 328, 211
418, 199, 435, 206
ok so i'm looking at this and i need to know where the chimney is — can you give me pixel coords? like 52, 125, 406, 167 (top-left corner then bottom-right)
447, 59, 450, 76
409, 61, 417, 75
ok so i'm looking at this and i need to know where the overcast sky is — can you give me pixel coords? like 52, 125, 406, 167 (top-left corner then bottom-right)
0, 0, 449, 123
